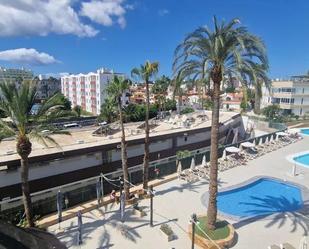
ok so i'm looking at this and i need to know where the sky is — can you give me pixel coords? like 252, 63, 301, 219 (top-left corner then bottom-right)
0, 0, 308, 79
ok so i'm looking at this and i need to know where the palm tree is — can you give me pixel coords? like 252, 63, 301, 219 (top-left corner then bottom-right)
172, 51, 211, 109
152, 75, 170, 113
174, 17, 268, 230
99, 96, 117, 123
172, 71, 186, 114
0, 81, 70, 227
131, 61, 159, 190
106, 76, 131, 199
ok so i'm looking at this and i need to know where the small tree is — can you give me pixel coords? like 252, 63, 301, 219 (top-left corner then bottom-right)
99, 97, 117, 123
262, 104, 282, 120
73, 105, 82, 118
59, 94, 72, 111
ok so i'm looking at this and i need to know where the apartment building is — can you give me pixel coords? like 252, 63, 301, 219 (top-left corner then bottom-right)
0, 67, 33, 84
36, 75, 61, 100
129, 82, 155, 104
261, 76, 309, 116
61, 68, 126, 115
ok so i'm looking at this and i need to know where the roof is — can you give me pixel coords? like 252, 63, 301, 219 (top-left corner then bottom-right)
0, 111, 239, 164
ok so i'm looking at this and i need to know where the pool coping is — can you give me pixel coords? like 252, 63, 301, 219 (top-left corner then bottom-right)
286, 150, 309, 169
201, 176, 309, 222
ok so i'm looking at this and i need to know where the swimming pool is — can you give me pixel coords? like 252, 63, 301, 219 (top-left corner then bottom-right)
216, 178, 303, 219
301, 128, 309, 136
293, 153, 309, 167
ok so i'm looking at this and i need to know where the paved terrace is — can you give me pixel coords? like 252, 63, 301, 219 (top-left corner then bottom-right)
0, 111, 238, 163
47, 136, 309, 249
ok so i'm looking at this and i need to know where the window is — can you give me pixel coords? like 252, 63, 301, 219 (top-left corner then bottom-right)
280, 98, 293, 104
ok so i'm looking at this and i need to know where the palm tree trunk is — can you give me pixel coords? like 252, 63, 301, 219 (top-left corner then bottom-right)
254, 90, 261, 114
118, 99, 130, 199
17, 137, 34, 227
20, 157, 34, 227
207, 66, 222, 230
143, 80, 150, 190
178, 95, 182, 114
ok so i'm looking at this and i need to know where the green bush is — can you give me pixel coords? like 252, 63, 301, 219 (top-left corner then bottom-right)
262, 104, 282, 120
180, 107, 194, 115
123, 103, 158, 122
165, 99, 177, 111
204, 99, 213, 110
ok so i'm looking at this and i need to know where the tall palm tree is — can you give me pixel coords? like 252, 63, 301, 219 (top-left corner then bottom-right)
106, 76, 131, 199
152, 75, 170, 113
174, 17, 268, 230
172, 71, 186, 114
131, 61, 159, 190
0, 82, 70, 227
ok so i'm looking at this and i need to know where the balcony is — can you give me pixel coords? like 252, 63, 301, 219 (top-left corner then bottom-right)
279, 103, 309, 109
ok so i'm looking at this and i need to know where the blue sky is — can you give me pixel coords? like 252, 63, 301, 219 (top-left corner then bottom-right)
0, 0, 308, 78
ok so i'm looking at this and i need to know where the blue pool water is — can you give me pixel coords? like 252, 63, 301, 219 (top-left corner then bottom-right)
301, 128, 309, 135
294, 154, 309, 167
217, 178, 303, 219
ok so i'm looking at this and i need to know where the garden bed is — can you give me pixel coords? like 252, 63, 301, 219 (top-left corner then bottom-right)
188, 216, 234, 248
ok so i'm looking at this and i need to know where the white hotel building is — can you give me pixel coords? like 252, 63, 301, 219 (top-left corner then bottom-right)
261, 76, 309, 116
61, 68, 126, 115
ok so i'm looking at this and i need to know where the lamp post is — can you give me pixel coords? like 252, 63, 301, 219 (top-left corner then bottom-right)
191, 213, 197, 249
149, 185, 154, 227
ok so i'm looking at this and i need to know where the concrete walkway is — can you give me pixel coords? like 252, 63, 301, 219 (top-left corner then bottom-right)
49, 136, 309, 249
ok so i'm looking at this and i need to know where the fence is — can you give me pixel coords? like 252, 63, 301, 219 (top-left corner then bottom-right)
0, 128, 285, 223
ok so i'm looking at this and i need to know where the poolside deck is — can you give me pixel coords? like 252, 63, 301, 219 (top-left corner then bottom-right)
48, 136, 309, 249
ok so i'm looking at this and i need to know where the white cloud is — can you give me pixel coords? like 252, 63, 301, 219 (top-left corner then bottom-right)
0, 48, 59, 65
80, 0, 127, 29
0, 0, 132, 37
158, 9, 169, 16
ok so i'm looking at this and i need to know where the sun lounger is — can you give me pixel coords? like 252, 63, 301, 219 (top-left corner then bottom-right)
280, 243, 296, 249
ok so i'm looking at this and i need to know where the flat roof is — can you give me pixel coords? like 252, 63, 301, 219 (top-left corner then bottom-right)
0, 111, 239, 163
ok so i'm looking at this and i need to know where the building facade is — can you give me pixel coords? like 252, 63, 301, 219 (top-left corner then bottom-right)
129, 83, 155, 104
61, 68, 125, 115
221, 92, 244, 111
261, 76, 309, 116
36, 76, 61, 100
0, 112, 244, 201
0, 67, 33, 84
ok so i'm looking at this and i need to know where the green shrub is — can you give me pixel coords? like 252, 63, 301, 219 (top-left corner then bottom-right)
180, 107, 194, 115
